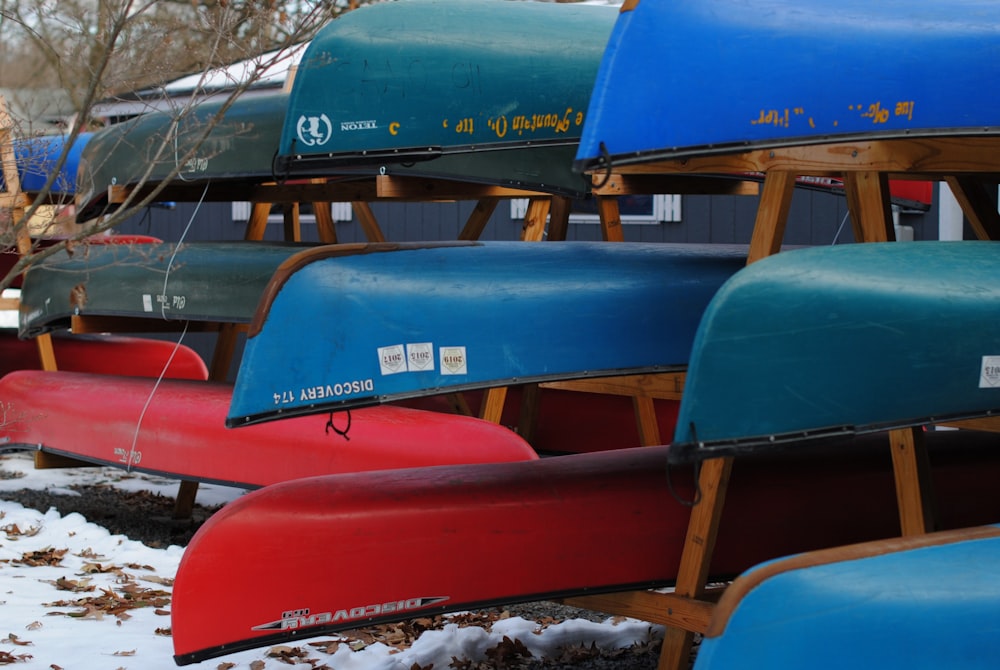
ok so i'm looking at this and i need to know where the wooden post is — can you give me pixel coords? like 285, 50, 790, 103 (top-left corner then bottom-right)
352, 201, 386, 242
457, 197, 500, 240
520, 198, 551, 241
313, 202, 338, 243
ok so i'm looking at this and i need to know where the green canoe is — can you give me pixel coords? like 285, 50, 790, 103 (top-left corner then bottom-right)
19, 240, 314, 337
76, 93, 288, 221
276, 0, 617, 197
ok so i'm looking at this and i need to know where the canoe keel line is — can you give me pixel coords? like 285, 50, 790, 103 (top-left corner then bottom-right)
172, 430, 1000, 663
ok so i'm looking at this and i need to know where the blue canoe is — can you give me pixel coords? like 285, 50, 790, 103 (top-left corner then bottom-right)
695, 524, 1000, 670
575, 0, 1000, 171
669, 241, 1000, 463
227, 241, 747, 426
0, 132, 91, 198
277, 0, 616, 197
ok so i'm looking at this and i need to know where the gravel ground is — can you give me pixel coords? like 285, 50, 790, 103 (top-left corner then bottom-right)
0, 482, 667, 670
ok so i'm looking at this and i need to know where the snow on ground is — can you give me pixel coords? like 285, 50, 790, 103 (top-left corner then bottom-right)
0, 451, 662, 669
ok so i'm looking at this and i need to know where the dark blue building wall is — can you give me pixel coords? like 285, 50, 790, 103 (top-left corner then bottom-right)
115, 188, 939, 246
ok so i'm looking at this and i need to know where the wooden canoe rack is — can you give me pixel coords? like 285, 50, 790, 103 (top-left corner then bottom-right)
92, 167, 760, 516
559, 136, 1000, 670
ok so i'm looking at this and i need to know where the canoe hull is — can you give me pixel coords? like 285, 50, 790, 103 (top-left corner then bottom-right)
19, 241, 314, 337
0, 133, 92, 197
671, 241, 1000, 462
0, 370, 537, 488
76, 94, 288, 220
576, 0, 1000, 169
171, 430, 1000, 664
278, 0, 616, 196
228, 241, 747, 426
0, 332, 207, 380
696, 525, 1000, 670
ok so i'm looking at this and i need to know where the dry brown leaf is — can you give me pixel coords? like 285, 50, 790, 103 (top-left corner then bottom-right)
0, 649, 32, 663
1, 633, 32, 646
24, 623, 41, 632
155, 627, 171, 636
249, 661, 265, 670
112, 650, 136, 657
14, 547, 67, 567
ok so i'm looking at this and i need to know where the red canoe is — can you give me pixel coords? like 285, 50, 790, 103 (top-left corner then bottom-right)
0, 331, 208, 380
172, 430, 1000, 664
0, 370, 537, 488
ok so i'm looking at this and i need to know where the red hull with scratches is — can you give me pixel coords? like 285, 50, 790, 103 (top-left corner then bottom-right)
0, 370, 538, 488
172, 430, 1000, 664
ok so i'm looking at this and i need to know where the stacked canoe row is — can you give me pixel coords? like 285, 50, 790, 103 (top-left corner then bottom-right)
2, 1, 1000, 669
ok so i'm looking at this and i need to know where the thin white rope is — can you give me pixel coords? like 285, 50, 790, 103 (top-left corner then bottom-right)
126, 181, 209, 472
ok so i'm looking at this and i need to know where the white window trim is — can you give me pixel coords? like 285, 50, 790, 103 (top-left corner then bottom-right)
231, 202, 354, 223
510, 194, 681, 224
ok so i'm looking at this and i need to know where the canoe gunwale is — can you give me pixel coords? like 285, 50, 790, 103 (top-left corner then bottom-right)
706, 524, 1000, 640
247, 241, 482, 337
227, 363, 687, 429
669, 410, 1000, 464
575, 127, 1000, 174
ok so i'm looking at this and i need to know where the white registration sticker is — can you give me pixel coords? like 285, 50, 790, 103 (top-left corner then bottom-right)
378, 344, 406, 375
979, 356, 1000, 388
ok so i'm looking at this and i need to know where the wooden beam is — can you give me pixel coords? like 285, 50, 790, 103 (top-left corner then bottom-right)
596, 195, 624, 241
376, 175, 548, 200
945, 176, 1000, 241
457, 197, 500, 240
889, 427, 938, 535
283, 202, 301, 242
560, 588, 723, 630
352, 201, 386, 242
659, 456, 734, 667
747, 171, 796, 262
539, 372, 685, 400
243, 202, 271, 241
313, 202, 338, 243
592, 173, 759, 197
520, 198, 551, 241
547, 196, 572, 241
844, 171, 894, 242
594, 137, 1000, 178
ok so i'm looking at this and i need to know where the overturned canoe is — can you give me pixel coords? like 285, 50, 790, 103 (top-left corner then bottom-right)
0, 370, 537, 488
669, 241, 1000, 463
696, 525, 1000, 670
0, 331, 207, 380
576, 0, 1000, 171
228, 241, 747, 426
75, 93, 288, 221
172, 430, 1000, 664
277, 0, 616, 196
19, 240, 313, 337
0, 132, 92, 198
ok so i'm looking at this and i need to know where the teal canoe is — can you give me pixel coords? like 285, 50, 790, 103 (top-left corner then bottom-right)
669, 241, 1000, 463
276, 0, 617, 197
19, 240, 314, 337
696, 525, 1000, 670
75, 93, 288, 221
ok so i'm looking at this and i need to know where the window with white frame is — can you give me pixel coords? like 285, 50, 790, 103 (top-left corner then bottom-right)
510, 194, 681, 224
231, 201, 354, 224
